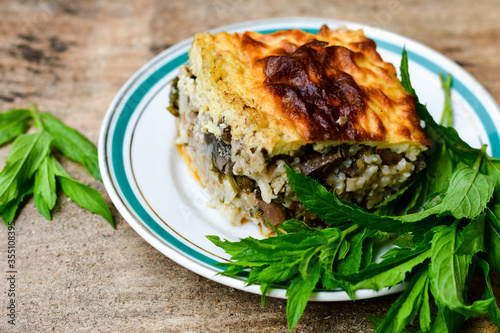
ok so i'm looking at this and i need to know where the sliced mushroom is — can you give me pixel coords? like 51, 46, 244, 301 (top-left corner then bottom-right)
298, 151, 342, 175
257, 199, 288, 227
205, 133, 233, 175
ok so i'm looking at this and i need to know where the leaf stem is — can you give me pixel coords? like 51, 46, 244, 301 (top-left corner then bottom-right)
473, 145, 488, 171
343, 224, 359, 236
439, 73, 453, 127
29, 103, 45, 131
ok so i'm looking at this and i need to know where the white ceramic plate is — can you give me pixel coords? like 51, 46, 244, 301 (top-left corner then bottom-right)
98, 17, 500, 302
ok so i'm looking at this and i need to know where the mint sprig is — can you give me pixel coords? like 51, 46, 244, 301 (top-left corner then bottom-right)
208, 220, 359, 329
0, 103, 114, 228
207, 50, 500, 332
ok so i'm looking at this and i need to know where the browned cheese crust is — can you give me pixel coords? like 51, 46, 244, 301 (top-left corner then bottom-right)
188, 26, 430, 157
243, 25, 431, 145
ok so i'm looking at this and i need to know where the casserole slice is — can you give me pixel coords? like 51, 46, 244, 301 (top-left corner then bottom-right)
171, 26, 430, 233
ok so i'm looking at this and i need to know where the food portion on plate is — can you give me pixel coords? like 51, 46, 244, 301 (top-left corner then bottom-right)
169, 25, 430, 234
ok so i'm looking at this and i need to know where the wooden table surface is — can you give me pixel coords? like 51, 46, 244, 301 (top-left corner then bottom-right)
1, 1, 499, 332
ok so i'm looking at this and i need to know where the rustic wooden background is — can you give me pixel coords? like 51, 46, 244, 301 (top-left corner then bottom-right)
1, 0, 499, 332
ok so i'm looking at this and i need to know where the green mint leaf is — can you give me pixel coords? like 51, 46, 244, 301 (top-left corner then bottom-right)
260, 282, 270, 308
0, 131, 52, 206
484, 156, 500, 200
214, 262, 247, 276
247, 260, 299, 285
403, 178, 426, 215
50, 157, 114, 227
359, 237, 375, 271
299, 246, 322, 277
0, 109, 30, 127
434, 253, 475, 332
336, 228, 375, 275
424, 137, 454, 199
317, 236, 343, 269
351, 248, 430, 292
320, 270, 340, 290
429, 222, 493, 318
239, 236, 320, 261
339, 231, 434, 285
336, 238, 350, 261
393, 232, 423, 250
419, 273, 432, 332
373, 266, 429, 333
476, 258, 500, 329
57, 176, 114, 227
40, 112, 101, 181
33, 154, 58, 220
400, 48, 480, 167
206, 235, 252, 259
436, 163, 494, 220
0, 109, 31, 146
209, 221, 341, 266
279, 219, 319, 234
440, 126, 480, 167
429, 311, 447, 332
0, 183, 33, 226
455, 214, 486, 256
485, 207, 500, 273
245, 265, 266, 285
285, 165, 438, 233
430, 304, 465, 333
209, 236, 291, 264
319, 228, 352, 293
286, 260, 321, 331
399, 163, 494, 222
400, 48, 417, 98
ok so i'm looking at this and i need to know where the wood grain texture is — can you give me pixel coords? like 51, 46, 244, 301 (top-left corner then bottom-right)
0, 0, 499, 332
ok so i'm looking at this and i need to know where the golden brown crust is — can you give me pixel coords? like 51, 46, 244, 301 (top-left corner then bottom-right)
188, 25, 430, 157
260, 40, 382, 142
